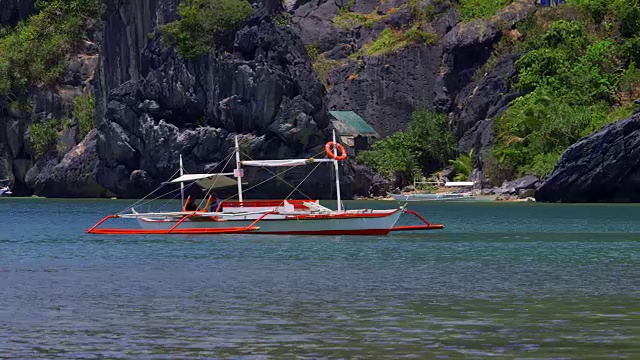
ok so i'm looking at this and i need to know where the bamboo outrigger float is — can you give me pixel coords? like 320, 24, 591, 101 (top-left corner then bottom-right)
87, 131, 444, 236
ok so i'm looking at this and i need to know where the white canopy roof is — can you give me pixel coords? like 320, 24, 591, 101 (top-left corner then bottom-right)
241, 158, 322, 167
445, 181, 475, 187
169, 173, 236, 189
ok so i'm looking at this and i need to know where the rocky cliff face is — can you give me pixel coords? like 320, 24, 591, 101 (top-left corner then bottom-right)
0, 0, 544, 199
0, 22, 99, 196
294, 0, 534, 139
536, 110, 640, 202
91, 0, 388, 199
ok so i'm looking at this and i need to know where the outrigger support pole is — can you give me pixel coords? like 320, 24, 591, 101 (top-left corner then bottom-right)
179, 154, 185, 206
332, 129, 342, 212
235, 136, 243, 202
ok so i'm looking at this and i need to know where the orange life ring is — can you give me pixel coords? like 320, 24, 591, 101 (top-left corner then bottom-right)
325, 141, 347, 160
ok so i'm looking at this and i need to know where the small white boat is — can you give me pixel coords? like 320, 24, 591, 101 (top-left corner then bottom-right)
87, 131, 444, 236
0, 180, 12, 197
389, 181, 477, 202
390, 191, 475, 202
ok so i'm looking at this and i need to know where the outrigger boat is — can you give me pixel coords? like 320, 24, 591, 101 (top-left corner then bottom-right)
87, 132, 444, 236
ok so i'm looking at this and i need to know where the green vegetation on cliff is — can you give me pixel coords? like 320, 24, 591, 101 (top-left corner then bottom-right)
358, 110, 455, 185
493, 1, 640, 178
457, 0, 514, 21
73, 94, 95, 138
29, 119, 61, 157
0, 0, 100, 97
358, 27, 439, 57
160, 0, 254, 58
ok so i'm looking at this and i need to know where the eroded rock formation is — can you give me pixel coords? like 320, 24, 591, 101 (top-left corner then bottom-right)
537, 111, 640, 202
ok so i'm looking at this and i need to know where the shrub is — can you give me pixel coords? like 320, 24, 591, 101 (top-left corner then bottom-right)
306, 42, 319, 61
73, 94, 95, 138
312, 55, 341, 87
450, 149, 475, 182
333, 11, 382, 29
359, 26, 438, 57
160, 0, 253, 58
0, 0, 100, 96
29, 119, 61, 157
493, 89, 610, 177
456, 0, 514, 22
358, 110, 455, 186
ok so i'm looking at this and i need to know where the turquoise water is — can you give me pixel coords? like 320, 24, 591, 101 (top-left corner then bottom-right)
0, 199, 639, 358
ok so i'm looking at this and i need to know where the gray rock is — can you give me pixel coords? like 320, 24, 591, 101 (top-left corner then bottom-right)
30, 130, 108, 198
537, 112, 640, 202
505, 175, 539, 191
518, 188, 535, 199
327, 45, 443, 136
0, 0, 35, 28
402, 185, 416, 193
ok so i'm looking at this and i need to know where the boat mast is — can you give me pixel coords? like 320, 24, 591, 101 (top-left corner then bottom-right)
235, 136, 243, 202
332, 129, 342, 212
179, 154, 184, 206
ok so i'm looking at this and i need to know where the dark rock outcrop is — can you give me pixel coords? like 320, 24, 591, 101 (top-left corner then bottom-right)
537, 113, 640, 202
27, 130, 110, 197
0, 39, 99, 196
0, 0, 35, 28
453, 55, 520, 154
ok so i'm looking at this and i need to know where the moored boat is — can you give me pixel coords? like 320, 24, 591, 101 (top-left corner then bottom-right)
0, 179, 12, 197
87, 132, 444, 236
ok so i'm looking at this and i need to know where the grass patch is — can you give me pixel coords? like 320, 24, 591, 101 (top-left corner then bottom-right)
312, 55, 342, 87
359, 26, 438, 57
334, 11, 384, 30
456, 0, 515, 22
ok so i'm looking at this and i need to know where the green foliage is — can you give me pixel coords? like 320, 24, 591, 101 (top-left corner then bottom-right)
617, 63, 640, 99
567, 0, 640, 38
0, 0, 100, 96
273, 12, 292, 27
407, 0, 439, 22
456, 0, 514, 22
494, 90, 610, 178
73, 94, 95, 138
312, 55, 341, 87
333, 12, 377, 29
358, 110, 455, 186
29, 119, 61, 157
306, 42, 319, 61
493, 11, 640, 178
359, 26, 438, 57
449, 149, 475, 182
160, 0, 253, 58
336, 0, 355, 16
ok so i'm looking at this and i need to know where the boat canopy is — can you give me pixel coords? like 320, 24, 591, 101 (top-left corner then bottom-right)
241, 158, 330, 167
445, 181, 475, 187
169, 173, 237, 189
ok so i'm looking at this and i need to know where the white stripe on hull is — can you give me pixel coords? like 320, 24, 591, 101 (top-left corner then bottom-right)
136, 210, 402, 234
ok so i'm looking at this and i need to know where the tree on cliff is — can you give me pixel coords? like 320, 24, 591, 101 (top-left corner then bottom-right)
160, 0, 254, 58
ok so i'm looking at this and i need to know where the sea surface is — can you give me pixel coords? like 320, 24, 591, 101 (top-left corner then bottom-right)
0, 198, 639, 359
